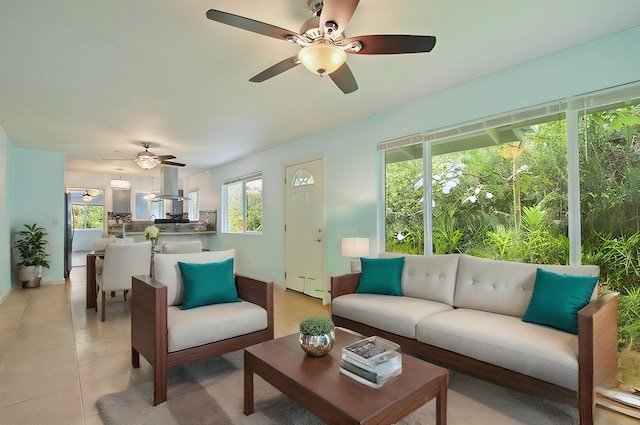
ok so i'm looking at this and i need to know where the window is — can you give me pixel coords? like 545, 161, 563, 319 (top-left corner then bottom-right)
188, 190, 200, 221
381, 82, 640, 265
134, 192, 162, 220
293, 169, 315, 186
223, 173, 263, 234
69, 189, 104, 229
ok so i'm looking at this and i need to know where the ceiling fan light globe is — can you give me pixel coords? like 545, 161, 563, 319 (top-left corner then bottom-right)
135, 153, 160, 170
298, 43, 346, 76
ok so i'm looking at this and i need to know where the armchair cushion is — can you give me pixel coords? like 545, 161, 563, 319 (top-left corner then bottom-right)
153, 249, 236, 307
522, 268, 598, 334
167, 301, 268, 353
178, 258, 239, 310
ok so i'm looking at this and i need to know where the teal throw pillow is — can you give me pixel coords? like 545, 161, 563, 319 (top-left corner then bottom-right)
178, 258, 240, 310
522, 268, 598, 334
356, 257, 404, 296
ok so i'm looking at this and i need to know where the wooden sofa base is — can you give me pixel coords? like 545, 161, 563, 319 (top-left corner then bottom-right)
330, 272, 619, 425
131, 274, 274, 406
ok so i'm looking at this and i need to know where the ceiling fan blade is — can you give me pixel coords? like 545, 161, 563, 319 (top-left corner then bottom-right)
160, 160, 186, 167
156, 154, 176, 160
113, 150, 134, 157
319, 0, 360, 38
250, 56, 300, 82
329, 63, 358, 94
206, 9, 300, 42
344, 35, 436, 55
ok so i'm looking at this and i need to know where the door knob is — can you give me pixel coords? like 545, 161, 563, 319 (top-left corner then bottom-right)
314, 238, 322, 242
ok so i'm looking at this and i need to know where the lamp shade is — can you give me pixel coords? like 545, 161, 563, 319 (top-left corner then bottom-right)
110, 178, 131, 190
298, 43, 347, 76
341, 238, 370, 258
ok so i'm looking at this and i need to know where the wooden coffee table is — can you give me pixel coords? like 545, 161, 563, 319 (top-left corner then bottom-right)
244, 328, 448, 424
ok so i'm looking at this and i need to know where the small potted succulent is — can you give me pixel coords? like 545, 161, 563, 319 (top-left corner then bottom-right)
14, 223, 50, 288
299, 316, 336, 357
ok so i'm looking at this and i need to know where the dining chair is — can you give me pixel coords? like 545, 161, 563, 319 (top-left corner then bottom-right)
96, 241, 151, 321
161, 240, 202, 254
92, 237, 117, 276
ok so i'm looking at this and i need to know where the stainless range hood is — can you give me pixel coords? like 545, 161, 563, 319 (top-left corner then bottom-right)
151, 167, 190, 201
151, 167, 190, 216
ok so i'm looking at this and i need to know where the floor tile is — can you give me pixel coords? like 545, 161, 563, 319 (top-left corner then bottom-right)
0, 386, 83, 425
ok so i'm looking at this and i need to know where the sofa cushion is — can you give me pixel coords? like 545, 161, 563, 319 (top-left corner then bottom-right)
416, 308, 579, 390
453, 254, 599, 317
332, 293, 453, 339
401, 254, 460, 306
178, 258, 240, 310
522, 268, 598, 334
153, 250, 236, 307
356, 257, 404, 296
167, 300, 267, 353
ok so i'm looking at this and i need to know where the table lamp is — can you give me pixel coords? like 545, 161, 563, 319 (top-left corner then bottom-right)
341, 238, 370, 273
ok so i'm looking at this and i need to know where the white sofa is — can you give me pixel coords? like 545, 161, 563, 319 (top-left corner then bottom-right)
131, 250, 274, 405
331, 253, 618, 425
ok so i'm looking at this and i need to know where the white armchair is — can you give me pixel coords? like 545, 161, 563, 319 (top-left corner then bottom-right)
160, 240, 202, 254
96, 241, 151, 321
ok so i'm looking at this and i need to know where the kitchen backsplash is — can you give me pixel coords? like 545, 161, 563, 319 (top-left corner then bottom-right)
107, 210, 217, 234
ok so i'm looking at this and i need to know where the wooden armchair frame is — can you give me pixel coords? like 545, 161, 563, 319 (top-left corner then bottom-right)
330, 273, 618, 425
131, 274, 274, 405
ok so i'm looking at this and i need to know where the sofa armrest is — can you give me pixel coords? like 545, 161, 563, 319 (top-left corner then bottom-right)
236, 274, 274, 339
577, 292, 619, 422
330, 273, 360, 301
131, 275, 168, 369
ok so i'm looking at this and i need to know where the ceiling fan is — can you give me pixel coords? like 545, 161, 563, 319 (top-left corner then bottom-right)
205, 0, 436, 94
103, 142, 186, 169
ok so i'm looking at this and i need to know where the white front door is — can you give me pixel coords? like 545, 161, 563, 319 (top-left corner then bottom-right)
284, 158, 326, 299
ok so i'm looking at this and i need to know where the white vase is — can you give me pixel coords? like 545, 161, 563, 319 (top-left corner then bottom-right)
18, 265, 42, 288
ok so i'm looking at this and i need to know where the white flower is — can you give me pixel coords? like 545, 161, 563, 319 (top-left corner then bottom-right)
144, 225, 160, 239
486, 192, 494, 199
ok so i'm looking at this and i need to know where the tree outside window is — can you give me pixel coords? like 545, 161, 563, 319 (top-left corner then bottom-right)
223, 175, 262, 234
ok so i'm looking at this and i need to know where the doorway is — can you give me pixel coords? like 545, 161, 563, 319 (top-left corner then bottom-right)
284, 158, 326, 300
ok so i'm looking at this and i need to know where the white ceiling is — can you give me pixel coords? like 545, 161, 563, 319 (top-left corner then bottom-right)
1, 0, 639, 179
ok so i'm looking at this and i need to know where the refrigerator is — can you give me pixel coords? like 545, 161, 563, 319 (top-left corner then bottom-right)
64, 192, 73, 278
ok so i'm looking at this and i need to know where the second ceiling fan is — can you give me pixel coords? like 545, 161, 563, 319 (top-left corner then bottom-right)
206, 0, 436, 94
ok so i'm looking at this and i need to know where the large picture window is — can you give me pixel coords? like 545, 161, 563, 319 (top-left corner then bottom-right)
223, 173, 263, 234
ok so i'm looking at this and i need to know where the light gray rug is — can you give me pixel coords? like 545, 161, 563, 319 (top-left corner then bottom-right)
96, 351, 579, 425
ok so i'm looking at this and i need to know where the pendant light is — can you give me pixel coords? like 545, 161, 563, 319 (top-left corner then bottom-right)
110, 169, 131, 190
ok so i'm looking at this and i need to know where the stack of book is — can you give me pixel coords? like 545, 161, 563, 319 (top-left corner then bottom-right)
340, 336, 402, 388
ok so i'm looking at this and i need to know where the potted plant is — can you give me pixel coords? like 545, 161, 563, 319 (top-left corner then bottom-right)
299, 316, 335, 357
14, 223, 50, 288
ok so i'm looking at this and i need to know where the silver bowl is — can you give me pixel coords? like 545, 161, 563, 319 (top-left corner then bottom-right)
299, 331, 335, 357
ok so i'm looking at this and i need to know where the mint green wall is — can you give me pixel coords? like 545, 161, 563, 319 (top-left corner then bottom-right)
183, 26, 640, 293
0, 127, 12, 300
10, 147, 65, 286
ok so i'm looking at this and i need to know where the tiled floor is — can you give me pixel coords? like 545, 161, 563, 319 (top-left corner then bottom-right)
0, 265, 329, 425
0, 266, 636, 424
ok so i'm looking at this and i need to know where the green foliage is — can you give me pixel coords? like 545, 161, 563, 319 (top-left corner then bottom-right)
72, 205, 104, 229
14, 223, 50, 268
299, 316, 335, 336
385, 159, 424, 254
617, 286, 640, 350
432, 206, 463, 254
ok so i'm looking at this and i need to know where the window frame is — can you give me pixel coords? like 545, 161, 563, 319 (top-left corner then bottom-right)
379, 82, 640, 264
222, 172, 263, 235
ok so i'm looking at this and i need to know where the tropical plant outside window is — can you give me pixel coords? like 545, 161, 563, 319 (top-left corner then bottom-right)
70, 189, 104, 229
383, 89, 640, 388
223, 174, 263, 233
